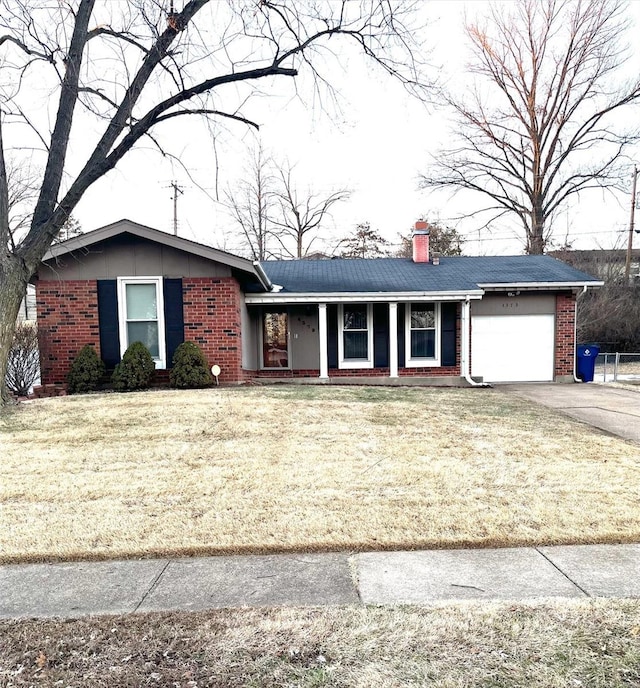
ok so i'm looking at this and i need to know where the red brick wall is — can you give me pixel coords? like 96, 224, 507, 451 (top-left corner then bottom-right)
182, 277, 243, 383
555, 292, 576, 378
37, 277, 247, 386
37, 280, 100, 384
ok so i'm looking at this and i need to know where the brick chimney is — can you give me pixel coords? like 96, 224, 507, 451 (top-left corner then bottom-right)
412, 220, 430, 263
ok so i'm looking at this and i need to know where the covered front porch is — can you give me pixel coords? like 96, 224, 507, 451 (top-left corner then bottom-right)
242, 295, 481, 384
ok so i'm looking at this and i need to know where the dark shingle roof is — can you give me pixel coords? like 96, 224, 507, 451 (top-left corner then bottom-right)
261, 255, 601, 294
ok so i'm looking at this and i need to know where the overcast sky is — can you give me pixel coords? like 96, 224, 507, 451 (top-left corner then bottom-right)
71, 0, 640, 257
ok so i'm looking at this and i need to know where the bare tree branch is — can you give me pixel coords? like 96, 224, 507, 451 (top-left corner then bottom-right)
270, 162, 349, 258
0, 0, 428, 401
423, 0, 640, 254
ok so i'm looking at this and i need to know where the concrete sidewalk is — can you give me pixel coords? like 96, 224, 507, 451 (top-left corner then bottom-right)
500, 383, 640, 443
2, 544, 640, 619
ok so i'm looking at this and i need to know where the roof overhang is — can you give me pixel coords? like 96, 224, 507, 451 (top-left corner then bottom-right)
478, 281, 604, 291
245, 290, 485, 305
41, 219, 272, 291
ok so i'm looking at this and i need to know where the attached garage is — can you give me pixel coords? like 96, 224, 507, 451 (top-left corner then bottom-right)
471, 295, 556, 383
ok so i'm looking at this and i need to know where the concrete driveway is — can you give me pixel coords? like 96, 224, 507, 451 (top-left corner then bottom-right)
500, 383, 640, 443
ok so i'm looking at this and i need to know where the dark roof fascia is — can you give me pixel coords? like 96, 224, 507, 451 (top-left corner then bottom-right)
41, 219, 271, 290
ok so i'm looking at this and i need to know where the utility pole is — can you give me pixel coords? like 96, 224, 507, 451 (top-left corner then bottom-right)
166, 180, 184, 236
625, 167, 638, 282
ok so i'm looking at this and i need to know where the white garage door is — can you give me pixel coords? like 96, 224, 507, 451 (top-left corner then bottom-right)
471, 314, 555, 382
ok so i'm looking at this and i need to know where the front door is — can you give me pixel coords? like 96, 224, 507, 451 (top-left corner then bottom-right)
262, 312, 289, 368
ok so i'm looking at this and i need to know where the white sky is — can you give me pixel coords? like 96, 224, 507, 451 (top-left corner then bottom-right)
71, 0, 640, 257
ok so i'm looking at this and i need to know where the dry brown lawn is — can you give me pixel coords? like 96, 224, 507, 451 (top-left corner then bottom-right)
2, 601, 640, 686
1, 385, 640, 563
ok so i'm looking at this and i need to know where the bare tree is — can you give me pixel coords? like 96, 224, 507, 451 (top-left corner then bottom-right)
225, 144, 276, 261
553, 241, 640, 350
421, 0, 640, 255
6, 157, 38, 247
271, 163, 350, 258
339, 222, 390, 258
0, 0, 424, 402
5, 322, 40, 397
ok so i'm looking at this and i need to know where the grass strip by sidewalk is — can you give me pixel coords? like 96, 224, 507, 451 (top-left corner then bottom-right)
2, 385, 640, 563
1, 601, 640, 687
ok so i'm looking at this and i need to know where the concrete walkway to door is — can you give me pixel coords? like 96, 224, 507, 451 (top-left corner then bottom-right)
500, 383, 640, 444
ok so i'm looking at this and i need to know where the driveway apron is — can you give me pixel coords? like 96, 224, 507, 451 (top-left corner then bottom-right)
499, 383, 640, 443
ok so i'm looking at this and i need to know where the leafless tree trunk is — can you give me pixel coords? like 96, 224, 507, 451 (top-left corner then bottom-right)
271, 163, 350, 258
422, 0, 640, 254
0, 0, 425, 403
225, 144, 276, 261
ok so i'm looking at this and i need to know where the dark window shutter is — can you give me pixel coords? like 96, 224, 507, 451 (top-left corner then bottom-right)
373, 303, 388, 368
397, 304, 406, 368
97, 280, 121, 368
441, 302, 457, 367
164, 278, 184, 367
327, 304, 338, 369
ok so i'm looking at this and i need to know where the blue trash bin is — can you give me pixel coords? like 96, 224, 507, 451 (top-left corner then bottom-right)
577, 345, 600, 382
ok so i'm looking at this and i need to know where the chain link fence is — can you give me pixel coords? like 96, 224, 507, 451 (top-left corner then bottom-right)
595, 353, 640, 383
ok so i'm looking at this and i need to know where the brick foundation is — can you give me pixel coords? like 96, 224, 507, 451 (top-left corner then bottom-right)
37, 280, 100, 385
555, 292, 576, 379
254, 366, 461, 379
183, 277, 243, 384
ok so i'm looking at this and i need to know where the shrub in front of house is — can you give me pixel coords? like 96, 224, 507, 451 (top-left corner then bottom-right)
169, 341, 213, 389
5, 322, 41, 397
66, 344, 106, 394
111, 341, 156, 391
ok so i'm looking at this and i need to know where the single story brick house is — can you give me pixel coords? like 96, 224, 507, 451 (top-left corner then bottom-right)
35, 219, 602, 386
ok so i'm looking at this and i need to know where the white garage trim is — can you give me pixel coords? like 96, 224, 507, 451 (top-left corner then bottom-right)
471, 313, 555, 383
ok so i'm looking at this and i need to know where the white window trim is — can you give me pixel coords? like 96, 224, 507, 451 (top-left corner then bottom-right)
404, 302, 441, 368
338, 303, 374, 369
117, 276, 166, 369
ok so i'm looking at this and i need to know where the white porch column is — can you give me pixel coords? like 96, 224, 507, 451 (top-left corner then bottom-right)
389, 302, 399, 378
318, 303, 329, 379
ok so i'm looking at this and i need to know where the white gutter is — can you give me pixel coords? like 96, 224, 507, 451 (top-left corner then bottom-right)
252, 261, 273, 291
245, 290, 485, 305
573, 285, 588, 383
461, 297, 490, 387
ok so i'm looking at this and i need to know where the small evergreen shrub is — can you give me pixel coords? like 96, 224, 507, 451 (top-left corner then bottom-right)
111, 341, 156, 392
169, 341, 213, 389
66, 344, 105, 394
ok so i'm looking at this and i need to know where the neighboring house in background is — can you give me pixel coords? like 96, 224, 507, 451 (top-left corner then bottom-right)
34, 219, 602, 386
549, 248, 640, 283
17, 284, 37, 323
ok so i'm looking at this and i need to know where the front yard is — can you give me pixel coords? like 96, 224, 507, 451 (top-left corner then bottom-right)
1, 385, 640, 563
2, 601, 640, 686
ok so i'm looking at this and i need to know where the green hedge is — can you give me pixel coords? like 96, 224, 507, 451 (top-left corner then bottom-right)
170, 341, 213, 388
112, 342, 156, 392
67, 345, 106, 394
